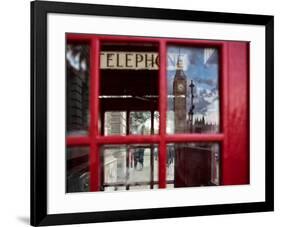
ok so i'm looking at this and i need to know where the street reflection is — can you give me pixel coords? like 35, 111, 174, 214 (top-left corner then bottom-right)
102, 144, 158, 191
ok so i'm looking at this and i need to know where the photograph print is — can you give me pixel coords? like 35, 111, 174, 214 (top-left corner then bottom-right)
66, 34, 249, 193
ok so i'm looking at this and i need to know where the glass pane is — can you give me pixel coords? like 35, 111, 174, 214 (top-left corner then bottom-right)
152, 147, 179, 185
166, 46, 220, 134
101, 144, 158, 191
104, 111, 127, 135
66, 147, 89, 193
166, 143, 220, 188
129, 111, 159, 135
66, 43, 90, 135
100, 42, 159, 135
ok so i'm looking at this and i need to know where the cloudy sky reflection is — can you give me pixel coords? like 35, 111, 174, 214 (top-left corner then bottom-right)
167, 46, 219, 127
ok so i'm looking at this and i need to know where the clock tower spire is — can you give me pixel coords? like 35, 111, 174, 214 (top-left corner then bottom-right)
173, 56, 187, 133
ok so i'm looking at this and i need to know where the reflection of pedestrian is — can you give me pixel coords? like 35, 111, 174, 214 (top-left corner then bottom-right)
154, 148, 158, 160
167, 146, 174, 166
133, 151, 138, 169
134, 148, 144, 170
133, 124, 146, 170
129, 148, 133, 168
138, 148, 144, 169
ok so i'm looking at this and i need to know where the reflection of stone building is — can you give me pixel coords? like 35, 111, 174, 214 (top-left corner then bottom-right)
192, 116, 218, 133
104, 111, 127, 187
104, 112, 126, 135
173, 58, 187, 133
66, 45, 89, 134
172, 57, 218, 133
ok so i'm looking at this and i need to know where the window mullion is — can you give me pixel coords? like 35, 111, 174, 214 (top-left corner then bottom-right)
165, 134, 224, 143
89, 37, 100, 191
159, 40, 167, 188
221, 43, 229, 185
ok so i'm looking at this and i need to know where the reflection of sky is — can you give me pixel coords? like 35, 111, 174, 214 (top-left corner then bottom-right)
66, 45, 87, 71
167, 46, 219, 124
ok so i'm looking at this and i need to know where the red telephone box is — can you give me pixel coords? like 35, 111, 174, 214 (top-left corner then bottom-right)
66, 34, 249, 192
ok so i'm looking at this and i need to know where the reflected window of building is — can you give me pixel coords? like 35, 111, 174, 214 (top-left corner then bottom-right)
101, 144, 158, 191
166, 46, 220, 134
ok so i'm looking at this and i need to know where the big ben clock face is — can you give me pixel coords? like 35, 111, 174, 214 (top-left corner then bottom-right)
177, 83, 185, 93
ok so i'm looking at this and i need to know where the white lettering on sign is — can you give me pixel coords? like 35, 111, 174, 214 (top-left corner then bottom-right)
100, 52, 188, 70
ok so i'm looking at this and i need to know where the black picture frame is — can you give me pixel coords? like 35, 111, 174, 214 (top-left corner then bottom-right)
31, 0, 274, 226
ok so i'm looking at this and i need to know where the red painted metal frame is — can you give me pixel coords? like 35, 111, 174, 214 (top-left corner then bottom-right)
222, 42, 249, 185
66, 33, 249, 191
166, 134, 224, 143
67, 33, 223, 47
96, 135, 161, 144
66, 134, 224, 145
89, 38, 101, 191
221, 43, 229, 185
67, 136, 91, 146
159, 40, 167, 188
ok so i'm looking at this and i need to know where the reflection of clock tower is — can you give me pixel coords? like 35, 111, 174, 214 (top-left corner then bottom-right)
173, 58, 187, 133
